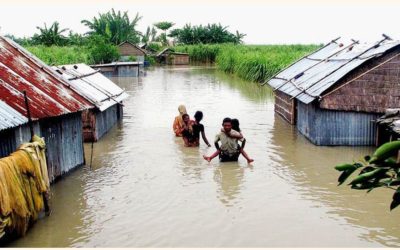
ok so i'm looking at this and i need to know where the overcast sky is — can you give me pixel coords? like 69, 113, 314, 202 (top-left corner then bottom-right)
1, 0, 400, 44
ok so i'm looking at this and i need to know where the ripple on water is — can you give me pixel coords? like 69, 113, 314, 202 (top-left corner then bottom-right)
8, 66, 400, 247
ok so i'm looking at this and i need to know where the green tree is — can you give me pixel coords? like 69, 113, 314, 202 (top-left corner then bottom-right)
169, 23, 245, 45
67, 31, 87, 46
5, 34, 34, 46
335, 141, 400, 210
86, 35, 120, 64
32, 21, 69, 46
82, 8, 142, 45
154, 21, 175, 45
141, 26, 157, 44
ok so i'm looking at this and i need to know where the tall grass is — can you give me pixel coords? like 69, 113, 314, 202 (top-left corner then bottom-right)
174, 44, 321, 83
25, 45, 94, 65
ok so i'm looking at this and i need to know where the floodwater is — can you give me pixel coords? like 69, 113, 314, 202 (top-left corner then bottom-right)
9, 66, 400, 247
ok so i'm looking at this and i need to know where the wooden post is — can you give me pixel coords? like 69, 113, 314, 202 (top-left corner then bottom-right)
23, 91, 34, 142
24, 91, 51, 215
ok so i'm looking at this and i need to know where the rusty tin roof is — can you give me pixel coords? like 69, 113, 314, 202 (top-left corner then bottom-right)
0, 36, 93, 120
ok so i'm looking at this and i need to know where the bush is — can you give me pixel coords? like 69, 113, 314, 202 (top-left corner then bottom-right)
174, 44, 320, 83
26, 45, 93, 65
86, 35, 120, 64
145, 55, 156, 65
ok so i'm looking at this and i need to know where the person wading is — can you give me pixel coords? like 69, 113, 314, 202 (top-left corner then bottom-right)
181, 113, 195, 147
203, 117, 243, 162
173, 104, 187, 137
192, 111, 211, 147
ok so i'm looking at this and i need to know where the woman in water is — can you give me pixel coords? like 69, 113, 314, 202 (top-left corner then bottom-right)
173, 105, 187, 137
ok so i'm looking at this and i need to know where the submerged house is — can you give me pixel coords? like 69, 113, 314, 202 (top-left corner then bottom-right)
376, 109, 400, 144
0, 100, 32, 158
157, 48, 190, 65
268, 36, 400, 146
0, 36, 93, 182
91, 62, 142, 77
140, 43, 157, 55
118, 41, 147, 62
53, 64, 129, 142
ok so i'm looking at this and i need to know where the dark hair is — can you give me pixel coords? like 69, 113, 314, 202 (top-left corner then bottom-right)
231, 118, 240, 132
222, 117, 231, 125
194, 111, 203, 122
182, 114, 189, 119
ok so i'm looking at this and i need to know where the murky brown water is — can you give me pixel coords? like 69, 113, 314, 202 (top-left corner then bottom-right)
9, 66, 400, 247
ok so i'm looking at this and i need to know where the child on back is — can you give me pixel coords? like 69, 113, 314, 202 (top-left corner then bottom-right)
230, 118, 254, 163
203, 118, 254, 163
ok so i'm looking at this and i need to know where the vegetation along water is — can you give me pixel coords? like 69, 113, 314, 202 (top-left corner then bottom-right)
174, 44, 320, 83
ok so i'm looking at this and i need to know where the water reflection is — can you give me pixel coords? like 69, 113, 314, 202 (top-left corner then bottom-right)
213, 163, 245, 207
270, 115, 400, 247
8, 167, 89, 247
213, 70, 274, 103
8, 66, 400, 247
175, 137, 206, 183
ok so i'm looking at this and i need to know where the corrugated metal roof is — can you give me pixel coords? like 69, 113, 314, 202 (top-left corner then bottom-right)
377, 109, 400, 135
118, 41, 148, 54
268, 37, 400, 104
91, 61, 142, 67
157, 48, 189, 57
0, 100, 28, 131
0, 36, 93, 120
52, 64, 129, 112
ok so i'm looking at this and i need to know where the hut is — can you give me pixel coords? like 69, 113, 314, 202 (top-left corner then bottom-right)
140, 43, 157, 55
157, 48, 190, 65
267, 36, 400, 146
91, 62, 142, 77
118, 41, 147, 62
52, 63, 129, 142
0, 100, 34, 158
376, 109, 400, 144
0, 36, 93, 182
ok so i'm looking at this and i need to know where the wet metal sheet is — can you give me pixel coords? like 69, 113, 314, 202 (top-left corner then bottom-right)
268, 38, 400, 104
0, 36, 93, 119
52, 64, 129, 112
0, 100, 28, 131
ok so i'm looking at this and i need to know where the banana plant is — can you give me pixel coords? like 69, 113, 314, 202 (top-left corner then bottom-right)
335, 141, 400, 210
33, 21, 69, 46
82, 8, 142, 45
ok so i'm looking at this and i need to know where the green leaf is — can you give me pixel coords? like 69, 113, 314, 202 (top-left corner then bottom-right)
338, 168, 357, 186
390, 187, 400, 210
349, 168, 386, 186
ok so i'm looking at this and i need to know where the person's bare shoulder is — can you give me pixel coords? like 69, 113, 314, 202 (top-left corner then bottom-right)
230, 129, 241, 137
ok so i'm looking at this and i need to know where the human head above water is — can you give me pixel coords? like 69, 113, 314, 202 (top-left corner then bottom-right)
222, 117, 232, 132
178, 105, 187, 115
182, 113, 190, 123
231, 118, 240, 132
194, 111, 203, 122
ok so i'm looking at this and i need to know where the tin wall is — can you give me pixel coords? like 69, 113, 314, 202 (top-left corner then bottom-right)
95, 104, 122, 140
40, 113, 84, 182
297, 101, 379, 146
0, 123, 40, 158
